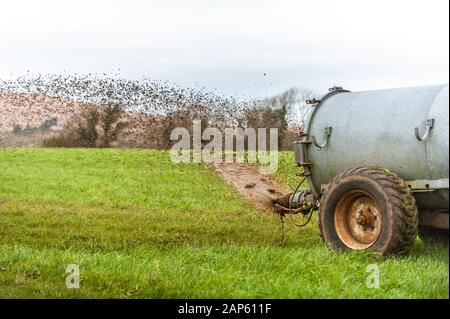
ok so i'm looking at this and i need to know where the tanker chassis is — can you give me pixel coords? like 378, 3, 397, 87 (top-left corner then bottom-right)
274, 84, 449, 255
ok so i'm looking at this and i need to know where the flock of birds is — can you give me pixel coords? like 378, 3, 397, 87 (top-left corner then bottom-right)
0, 73, 258, 129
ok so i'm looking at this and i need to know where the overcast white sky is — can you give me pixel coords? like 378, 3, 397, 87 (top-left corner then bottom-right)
0, 0, 448, 98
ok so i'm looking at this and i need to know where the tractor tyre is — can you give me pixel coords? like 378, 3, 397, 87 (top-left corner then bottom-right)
319, 166, 418, 256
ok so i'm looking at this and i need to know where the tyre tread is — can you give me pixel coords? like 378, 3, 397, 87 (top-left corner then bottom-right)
318, 166, 418, 255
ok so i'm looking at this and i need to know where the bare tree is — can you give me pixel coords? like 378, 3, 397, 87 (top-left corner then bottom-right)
249, 87, 316, 149
42, 104, 127, 148
265, 87, 315, 129
98, 104, 128, 147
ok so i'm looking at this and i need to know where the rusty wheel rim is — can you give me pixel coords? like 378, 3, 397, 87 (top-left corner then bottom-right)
334, 191, 383, 249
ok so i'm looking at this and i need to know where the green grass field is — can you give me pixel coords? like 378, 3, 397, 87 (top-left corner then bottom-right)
0, 148, 448, 298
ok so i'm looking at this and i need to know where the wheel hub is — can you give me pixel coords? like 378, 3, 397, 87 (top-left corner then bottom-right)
356, 207, 377, 228
334, 191, 383, 249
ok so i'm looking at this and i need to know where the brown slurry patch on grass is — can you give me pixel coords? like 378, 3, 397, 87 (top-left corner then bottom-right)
214, 163, 289, 211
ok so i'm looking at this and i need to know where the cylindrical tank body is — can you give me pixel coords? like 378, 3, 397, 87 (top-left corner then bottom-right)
304, 84, 449, 211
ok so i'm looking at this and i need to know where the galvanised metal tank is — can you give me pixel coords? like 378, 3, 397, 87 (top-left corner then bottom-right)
304, 84, 449, 208
291, 84, 449, 255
